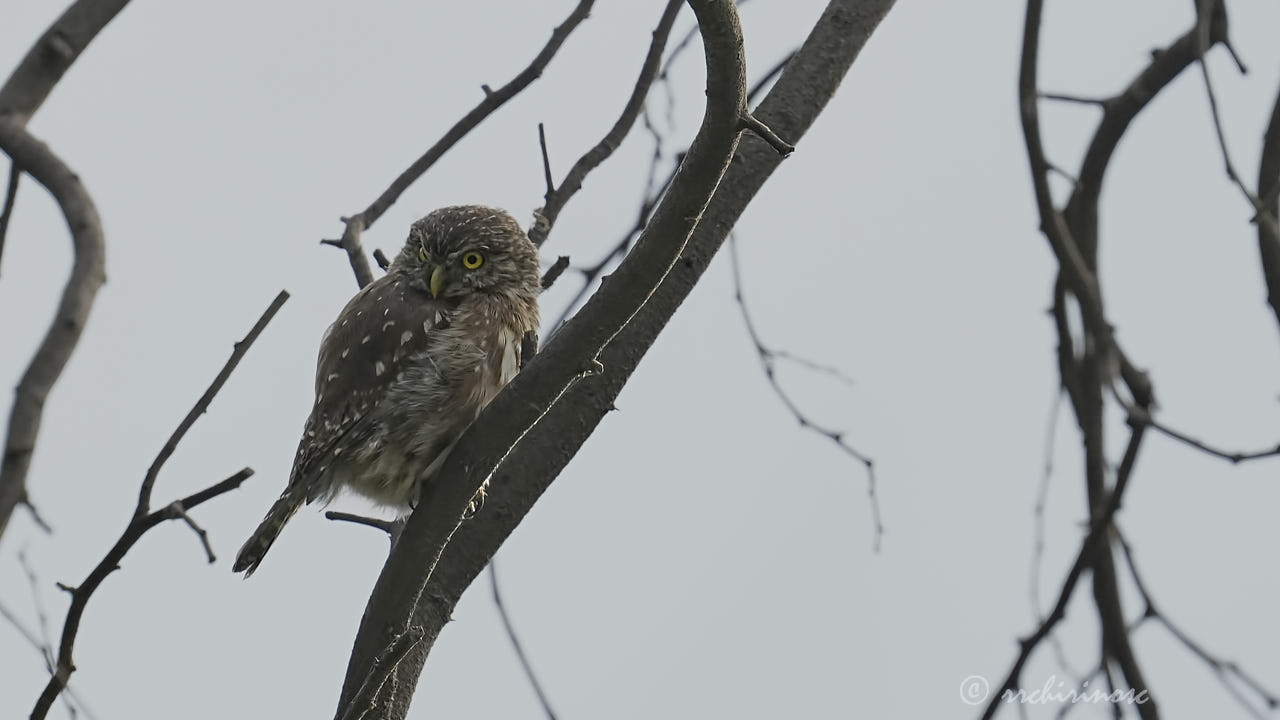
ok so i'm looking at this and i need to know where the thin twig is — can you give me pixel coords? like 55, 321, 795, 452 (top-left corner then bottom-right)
326, 511, 404, 542
1028, 387, 1084, 679
30, 292, 285, 719
1038, 92, 1109, 107
1126, 406, 1280, 464
491, 559, 558, 720
980, 423, 1143, 720
728, 234, 881, 550
546, 49, 794, 338
166, 502, 216, 563
529, 0, 683, 248
325, 0, 597, 288
136, 291, 289, 517
1117, 531, 1280, 714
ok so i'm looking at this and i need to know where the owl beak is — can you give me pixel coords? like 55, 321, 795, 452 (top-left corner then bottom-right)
429, 264, 446, 298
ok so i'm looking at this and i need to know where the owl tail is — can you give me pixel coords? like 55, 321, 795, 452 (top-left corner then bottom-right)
233, 488, 304, 577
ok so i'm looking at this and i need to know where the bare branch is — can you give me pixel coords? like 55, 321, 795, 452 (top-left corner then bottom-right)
980, 422, 1145, 720
334, 3, 897, 718
528, 0, 683, 248
727, 234, 880, 549
136, 290, 289, 517
30, 291, 285, 719
1256, 75, 1280, 335
166, 502, 216, 563
537, 122, 555, 198
1118, 532, 1280, 714
1127, 407, 1280, 464
491, 560, 558, 720
0, 0, 132, 125
326, 511, 403, 541
737, 112, 793, 156
0, 121, 106, 543
1038, 92, 1109, 107
327, 0, 597, 288
540, 255, 570, 290
0, 160, 18, 273
335, 0, 759, 715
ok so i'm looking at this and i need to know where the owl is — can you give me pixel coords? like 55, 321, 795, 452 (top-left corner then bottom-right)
233, 205, 541, 576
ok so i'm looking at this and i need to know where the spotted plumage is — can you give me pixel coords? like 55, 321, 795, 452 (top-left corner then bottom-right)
234, 205, 541, 576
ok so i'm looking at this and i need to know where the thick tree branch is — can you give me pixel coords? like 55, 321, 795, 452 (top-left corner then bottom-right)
332, 2, 896, 719
332, 1, 805, 717
528, 0, 683, 248
1256, 78, 1280, 335
0, 0, 136, 544
0, 122, 106, 543
0, 0, 132, 125
326, 0, 596, 289
0, 160, 18, 273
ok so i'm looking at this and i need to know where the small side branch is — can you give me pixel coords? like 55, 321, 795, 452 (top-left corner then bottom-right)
491, 560, 558, 720
528, 0, 684, 248
326, 0, 597, 288
728, 235, 879, 549
540, 255, 570, 290
136, 290, 289, 516
738, 112, 793, 156
30, 292, 286, 720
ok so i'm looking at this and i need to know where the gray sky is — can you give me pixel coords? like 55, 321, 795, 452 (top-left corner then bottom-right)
2, 0, 1279, 718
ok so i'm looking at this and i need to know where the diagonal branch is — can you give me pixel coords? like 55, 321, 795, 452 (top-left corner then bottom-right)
490, 560, 558, 720
727, 234, 880, 549
1256, 77, 1280, 336
325, 0, 596, 289
0, 160, 18, 274
529, 0, 683, 248
332, 1, 791, 717
335, 2, 897, 719
0, 122, 106, 543
0, 0, 133, 125
30, 291, 285, 719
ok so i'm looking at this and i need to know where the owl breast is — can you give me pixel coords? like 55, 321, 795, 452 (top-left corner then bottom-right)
338, 296, 533, 508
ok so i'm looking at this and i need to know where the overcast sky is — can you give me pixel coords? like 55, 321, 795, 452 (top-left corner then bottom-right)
3, 1, 1279, 718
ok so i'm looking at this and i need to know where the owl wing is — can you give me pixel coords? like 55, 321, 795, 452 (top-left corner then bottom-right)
289, 273, 451, 501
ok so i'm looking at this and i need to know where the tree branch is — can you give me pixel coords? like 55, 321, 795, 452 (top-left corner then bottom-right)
332, 2, 897, 719
0, 160, 18, 274
0, 121, 106, 543
1256, 76, 1280, 336
29, 291, 285, 718
528, 0, 683, 248
0, 0, 133, 125
325, 0, 597, 289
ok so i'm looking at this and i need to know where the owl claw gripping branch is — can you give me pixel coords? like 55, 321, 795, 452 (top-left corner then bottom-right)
233, 206, 541, 576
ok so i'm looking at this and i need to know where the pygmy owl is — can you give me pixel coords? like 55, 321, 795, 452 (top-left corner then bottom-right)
233, 205, 541, 576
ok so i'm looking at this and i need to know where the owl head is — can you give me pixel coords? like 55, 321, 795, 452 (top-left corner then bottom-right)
392, 205, 541, 301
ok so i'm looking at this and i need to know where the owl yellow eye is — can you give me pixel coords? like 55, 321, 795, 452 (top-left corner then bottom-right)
462, 252, 485, 270
418, 247, 428, 262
